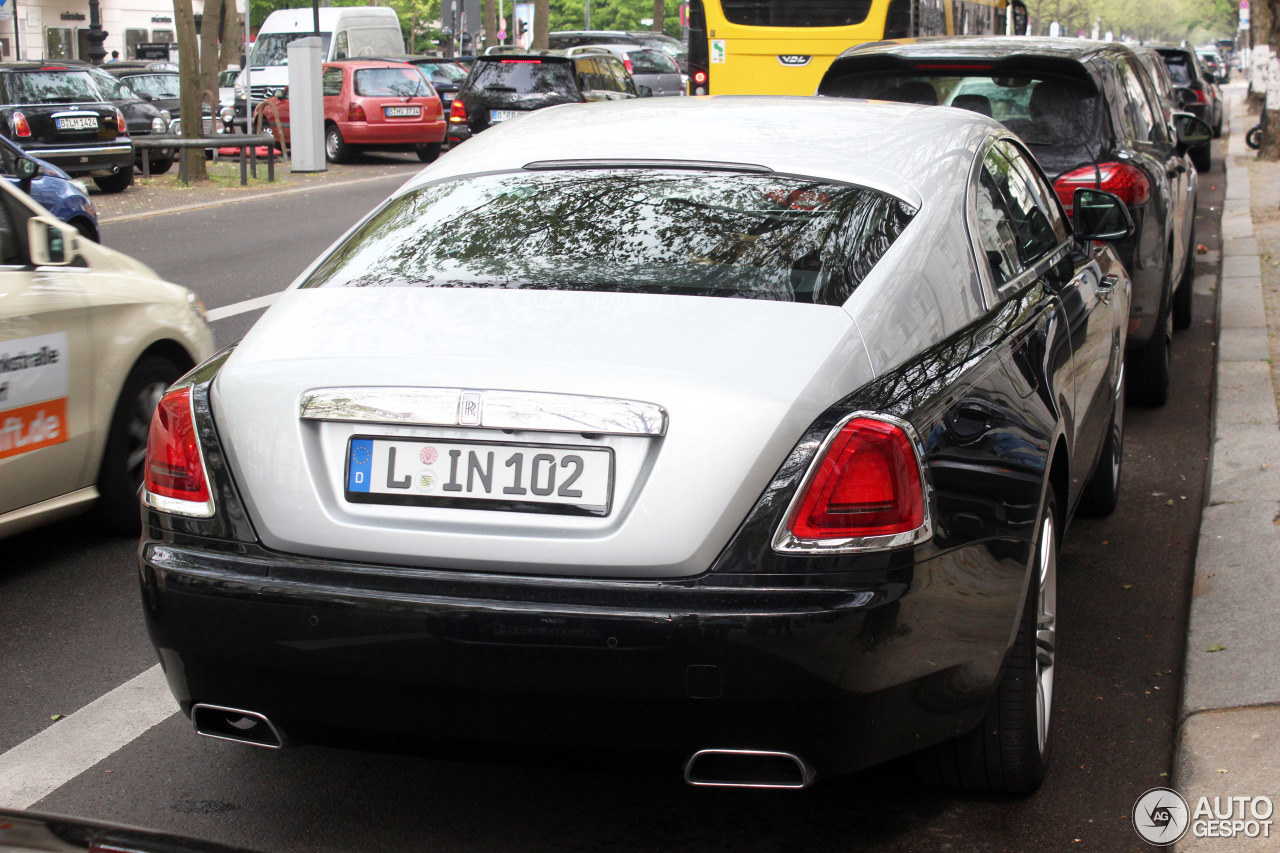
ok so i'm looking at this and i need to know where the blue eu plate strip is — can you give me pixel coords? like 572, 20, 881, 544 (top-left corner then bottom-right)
348, 438, 373, 492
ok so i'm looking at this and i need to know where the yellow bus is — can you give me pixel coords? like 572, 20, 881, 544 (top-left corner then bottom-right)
687, 0, 1028, 96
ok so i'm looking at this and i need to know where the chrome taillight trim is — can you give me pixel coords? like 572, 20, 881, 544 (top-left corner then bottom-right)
299, 387, 668, 437
771, 411, 933, 555
142, 387, 217, 519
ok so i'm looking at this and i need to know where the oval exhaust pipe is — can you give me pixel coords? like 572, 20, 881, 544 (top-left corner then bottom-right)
191, 703, 285, 749
683, 749, 815, 789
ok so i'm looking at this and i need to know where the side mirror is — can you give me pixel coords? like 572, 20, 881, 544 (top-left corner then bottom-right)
14, 156, 39, 181
28, 216, 78, 266
274, 87, 288, 100
139, 92, 154, 101
1072, 188, 1135, 242
1173, 112, 1212, 150
637, 85, 653, 98
1173, 86, 1195, 107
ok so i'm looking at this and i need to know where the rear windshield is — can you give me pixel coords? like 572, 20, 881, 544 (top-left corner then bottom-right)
823, 73, 1100, 150
7, 70, 104, 104
721, 0, 874, 27
355, 67, 429, 97
301, 170, 914, 305
420, 61, 468, 85
470, 59, 577, 95
628, 49, 678, 74
1159, 52, 1194, 86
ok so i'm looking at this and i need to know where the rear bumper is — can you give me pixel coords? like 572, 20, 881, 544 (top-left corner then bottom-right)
139, 535, 1024, 778
339, 119, 446, 146
26, 143, 133, 176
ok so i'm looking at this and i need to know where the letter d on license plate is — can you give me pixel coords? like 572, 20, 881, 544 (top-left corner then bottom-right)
345, 436, 613, 516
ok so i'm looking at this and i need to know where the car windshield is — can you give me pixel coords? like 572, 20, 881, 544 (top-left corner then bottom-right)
1160, 53, 1194, 86
89, 70, 133, 99
470, 59, 577, 94
251, 33, 333, 67
301, 170, 915, 305
628, 49, 678, 75
7, 70, 104, 104
125, 73, 181, 99
355, 67, 429, 97
825, 73, 1100, 150
421, 61, 468, 85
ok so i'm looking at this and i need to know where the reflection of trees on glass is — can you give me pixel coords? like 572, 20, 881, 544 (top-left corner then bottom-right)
302, 170, 915, 306
471, 60, 578, 97
355, 68, 429, 97
11, 72, 105, 104
250, 33, 333, 67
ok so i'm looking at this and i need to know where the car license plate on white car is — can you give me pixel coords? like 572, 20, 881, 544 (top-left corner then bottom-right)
345, 437, 613, 515
384, 105, 421, 117
490, 109, 522, 123
56, 116, 98, 130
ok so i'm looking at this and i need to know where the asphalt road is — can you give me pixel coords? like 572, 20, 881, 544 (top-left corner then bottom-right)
0, 140, 1224, 852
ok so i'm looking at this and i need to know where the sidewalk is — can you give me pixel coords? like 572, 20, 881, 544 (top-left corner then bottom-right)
1174, 86, 1280, 851
90, 151, 425, 223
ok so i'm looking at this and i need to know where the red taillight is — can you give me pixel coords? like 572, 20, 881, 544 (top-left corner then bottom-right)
693, 70, 707, 84
500, 59, 541, 64
143, 386, 214, 516
1053, 162, 1151, 216
449, 99, 467, 123
623, 58, 634, 73
348, 101, 367, 122
1190, 87, 1208, 104
115, 108, 127, 133
11, 111, 30, 137
786, 417, 925, 541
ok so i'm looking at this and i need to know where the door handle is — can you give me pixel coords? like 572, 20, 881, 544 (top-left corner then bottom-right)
1097, 273, 1120, 304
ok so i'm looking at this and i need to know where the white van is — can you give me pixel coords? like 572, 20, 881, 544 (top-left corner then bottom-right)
236, 6, 405, 102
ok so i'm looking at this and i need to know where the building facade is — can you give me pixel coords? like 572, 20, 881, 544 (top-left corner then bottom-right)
0, 0, 209, 63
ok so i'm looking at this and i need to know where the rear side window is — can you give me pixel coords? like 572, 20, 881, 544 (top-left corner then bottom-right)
322, 67, 344, 96
8, 71, 104, 104
301, 169, 916, 305
628, 49, 677, 75
125, 73, 180, 99
722, 0, 874, 26
470, 59, 577, 95
422, 61, 468, 85
354, 67, 428, 97
1160, 52, 1193, 86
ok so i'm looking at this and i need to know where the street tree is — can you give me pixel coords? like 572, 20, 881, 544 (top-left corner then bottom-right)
173, 0, 208, 181
1260, 0, 1280, 159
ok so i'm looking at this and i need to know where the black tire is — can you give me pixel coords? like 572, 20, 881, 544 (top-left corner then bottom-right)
94, 170, 133, 194
1127, 272, 1172, 407
915, 492, 1058, 793
95, 355, 185, 534
1173, 222, 1196, 331
1247, 125, 1264, 150
149, 155, 173, 175
416, 141, 442, 162
70, 217, 99, 244
1079, 373, 1124, 517
1190, 142, 1211, 173
324, 124, 349, 163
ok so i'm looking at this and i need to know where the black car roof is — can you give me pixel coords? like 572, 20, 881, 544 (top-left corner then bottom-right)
0, 62, 100, 72
474, 51, 573, 63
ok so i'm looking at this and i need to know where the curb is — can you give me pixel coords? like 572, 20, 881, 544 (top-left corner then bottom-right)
1172, 85, 1280, 851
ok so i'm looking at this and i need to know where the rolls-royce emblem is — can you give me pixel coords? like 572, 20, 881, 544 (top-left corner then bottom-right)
777, 55, 812, 66
458, 391, 483, 426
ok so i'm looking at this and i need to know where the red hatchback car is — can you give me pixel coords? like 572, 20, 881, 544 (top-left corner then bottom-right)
265, 60, 446, 163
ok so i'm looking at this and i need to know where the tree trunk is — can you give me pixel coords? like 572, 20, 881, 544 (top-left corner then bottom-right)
173, 0, 207, 181
653, 0, 664, 31
1263, 0, 1280, 159
484, 0, 497, 50
219, 0, 244, 75
533, 0, 549, 49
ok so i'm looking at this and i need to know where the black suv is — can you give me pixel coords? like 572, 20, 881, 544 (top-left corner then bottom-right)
1152, 44, 1222, 161
448, 52, 638, 146
818, 37, 1211, 406
0, 63, 134, 192
82, 64, 175, 174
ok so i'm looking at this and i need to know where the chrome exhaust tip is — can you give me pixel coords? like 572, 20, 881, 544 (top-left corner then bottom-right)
683, 749, 815, 789
191, 703, 285, 749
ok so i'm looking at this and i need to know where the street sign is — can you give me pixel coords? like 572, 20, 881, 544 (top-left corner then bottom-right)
497, 29, 506, 39
1240, 0, 1249, 9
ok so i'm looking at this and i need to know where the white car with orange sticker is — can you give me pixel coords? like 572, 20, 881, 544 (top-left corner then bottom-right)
0, 178, 212, 539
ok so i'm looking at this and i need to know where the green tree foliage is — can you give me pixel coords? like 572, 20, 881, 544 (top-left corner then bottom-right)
1024, 0, 1237, 41
547, 0, 683, 38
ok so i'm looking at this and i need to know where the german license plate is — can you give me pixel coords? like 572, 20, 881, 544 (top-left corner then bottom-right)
490, 109, 522, 123
345, 437, 613, 515
384, 105, 421, 117
56, 116, 98, 130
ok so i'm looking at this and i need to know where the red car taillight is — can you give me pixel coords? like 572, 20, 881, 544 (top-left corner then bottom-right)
623, 57, 634, 73
348, 101, 367, 122
449, 99, 467, 123
782, 417, 926, 543
1189, 87, 1208, 104
1053, 162, 1152, 216
143, 386, 214, 517
12, 111, 30, 137
115, 108, 127, 133
691, 67, 708, 95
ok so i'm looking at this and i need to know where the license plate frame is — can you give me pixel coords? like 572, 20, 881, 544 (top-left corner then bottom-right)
344, 436, 615, 517
56, 116, 98, 131
384, 105, 421, 118
490, 109, 522, 123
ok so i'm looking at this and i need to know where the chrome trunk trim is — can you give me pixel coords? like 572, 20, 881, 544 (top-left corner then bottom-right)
300, 387, 668, 437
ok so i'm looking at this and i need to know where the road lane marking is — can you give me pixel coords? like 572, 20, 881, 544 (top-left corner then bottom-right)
207, 291, 282, 321
0, 664, 177, 809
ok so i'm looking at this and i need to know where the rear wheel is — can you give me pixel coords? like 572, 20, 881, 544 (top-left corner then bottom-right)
915, 492, 1058, 793
416, 142, 442, 162
94, 170, 133, 194
149, 154, 173, 175
1173, 222, 1196, 331
324, 124, 349, 163
95, 355, 185, 534
1079, 373, 1124, 517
